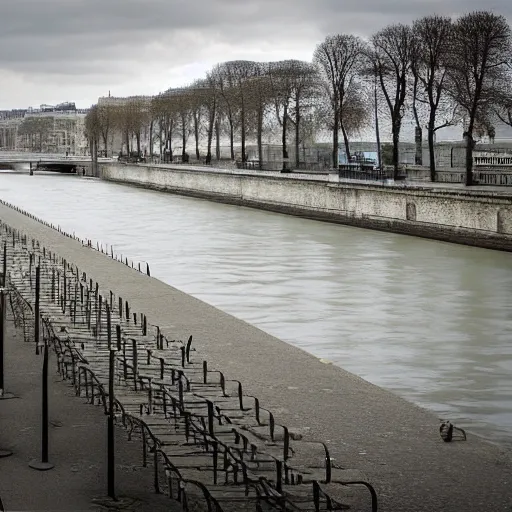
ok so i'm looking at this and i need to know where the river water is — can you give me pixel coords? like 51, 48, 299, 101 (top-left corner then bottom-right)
1, 170, 512, 447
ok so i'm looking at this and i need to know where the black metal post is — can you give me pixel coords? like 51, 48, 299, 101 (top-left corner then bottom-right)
116, 325, 121, 351
51, 268, 55, 302
0, 246, 6, 395
63, 260, 67, 310
107, 305, 111, 350
97, 295, 103, 336
29, 340, 54, 471
132, 339, 138, 391
35, 266, 40, 355
0, 285, 15, 402
107, 349, 116, 499
2, 242, 6, 287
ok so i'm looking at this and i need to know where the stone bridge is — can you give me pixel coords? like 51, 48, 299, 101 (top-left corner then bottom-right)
0, 152, 112, 173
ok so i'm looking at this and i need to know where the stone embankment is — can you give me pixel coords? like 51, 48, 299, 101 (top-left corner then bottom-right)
100, 163, 512, 251
0, 201, 511, 511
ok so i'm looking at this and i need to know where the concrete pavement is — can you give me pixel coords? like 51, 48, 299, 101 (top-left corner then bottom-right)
0, 314, 179, 511
0, 201, 511, 511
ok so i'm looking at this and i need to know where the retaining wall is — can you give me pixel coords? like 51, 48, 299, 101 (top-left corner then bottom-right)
100, 164, 512, 251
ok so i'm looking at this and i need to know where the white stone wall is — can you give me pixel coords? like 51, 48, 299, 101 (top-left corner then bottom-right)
101, 164, 512, 240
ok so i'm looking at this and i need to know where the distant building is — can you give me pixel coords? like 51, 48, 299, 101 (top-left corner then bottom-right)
0, 102, 89, 154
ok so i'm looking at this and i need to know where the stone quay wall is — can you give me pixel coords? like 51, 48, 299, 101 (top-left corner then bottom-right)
100, 164, 512, 251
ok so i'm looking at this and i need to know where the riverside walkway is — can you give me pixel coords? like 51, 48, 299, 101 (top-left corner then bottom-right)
0, 200, 511, 511
0, 316, 178, 512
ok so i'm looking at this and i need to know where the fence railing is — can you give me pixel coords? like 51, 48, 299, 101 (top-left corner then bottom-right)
0, 218, 378, 512
435, 170, 512, 186
337, 166, 396, 182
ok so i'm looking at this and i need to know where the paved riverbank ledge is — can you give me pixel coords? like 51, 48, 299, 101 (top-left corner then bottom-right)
1, 201, 512, 511
101, 163, 512, 252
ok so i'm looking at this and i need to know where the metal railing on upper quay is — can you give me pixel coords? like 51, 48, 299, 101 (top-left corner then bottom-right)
0, 212, 378, 512
0, 152, 112, 164
436, 170, 512, 186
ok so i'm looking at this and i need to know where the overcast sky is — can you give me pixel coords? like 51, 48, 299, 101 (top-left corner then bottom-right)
1, 0, 511, 110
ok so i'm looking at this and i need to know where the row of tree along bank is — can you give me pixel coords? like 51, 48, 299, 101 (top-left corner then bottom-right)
85, 10, 512, 186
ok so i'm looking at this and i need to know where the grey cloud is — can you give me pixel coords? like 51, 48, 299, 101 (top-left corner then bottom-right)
2, 0, 512, 66
1, 0, 512, 106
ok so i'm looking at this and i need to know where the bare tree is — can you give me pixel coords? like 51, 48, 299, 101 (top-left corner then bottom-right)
172, 88, 193, 161
243, 66, 273, 168
372, 24, 414, 179
447, 11, 512, 185
314, 35, 366, 167
111, 97, 149, 156
147, 100, 161, 158
268, 61, 293, 171
84, 106, 100, 168
188, 81, 206, 160
289, 62, 320, 168
411, 15, 456, 180
212, 63, 238, 160
97, 103, 115, 157
18, 116, 54, 152
198, 73, 219, 163
153, 92, 178, 160
218, 61, 258, 162
267, 60, 317, 171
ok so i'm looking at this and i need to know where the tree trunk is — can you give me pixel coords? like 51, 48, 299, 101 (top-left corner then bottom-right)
332, 98, 339, 168
149, 120, 154, 157
465, 131, 474, 186
215, 120, 221, 160
92, 137, 99, 176
229, 119, 234, 160
159, 125, 163, 159
282, 103, 289, 172
341, 123, 351, 162
206, 101, 215, 164
182, 120, 187, 159
194, 113, 200, 160
428, 123, 436, 181
295, 96, 300, 168
168, 122, 174, 162
136, 132, 141, 156
412, 73, 422, 166
102, 131, 109, 158
241, 102, 247, 162
415, 126, 422, 165
257, 107, 263, 170
206, 116, 214, 163
124, 131, 130, 156
392, 122, 400, 180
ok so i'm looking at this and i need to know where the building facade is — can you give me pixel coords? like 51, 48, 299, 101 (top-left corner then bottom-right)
0, 103, 89, 154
